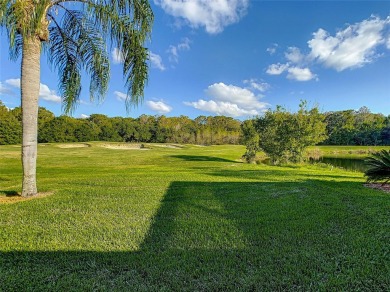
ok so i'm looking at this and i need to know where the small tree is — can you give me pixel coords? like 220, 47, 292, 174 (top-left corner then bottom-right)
364, 150, 390, 185
254, 102, 327, 164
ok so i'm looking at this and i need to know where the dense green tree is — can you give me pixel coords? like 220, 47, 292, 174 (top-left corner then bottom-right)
241, 119, 260, 163
89, 114, 120, 141
39, 116, 78, 142
136, 115, 156, 142
254, 102, 327, 164
194, 116, 209, 145
38, 107, 55, 130
169, 116, 196, 144
112, 117, 138, 142
74, 119, 101, 142
0, 101, 21, 145
9, 106, 22, 122
192, 116, 241, 145
380, 117, 390, 145
227, 119, 241, 144
1, 0, 153, 196
323, 108, 387, 146
155, 115, 171, 143
352, 107, 386, 146
215, 116, 241, 144
323, 110, 355, 145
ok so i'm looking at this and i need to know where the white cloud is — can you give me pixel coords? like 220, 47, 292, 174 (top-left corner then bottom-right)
308, 16, 390, 71
167, 46, 178, 63
5, 78, 61, 103
287, 67, 317, 82
0, 82, 16, 96
78, 99, 90, 105
114, 91, 127, 101
265, 16, 390, 81
154, 0, 249, 34
177, 37, 191, 50
149, 52, 166, 71
266, 43, 278, 55
285, 47, 304, 64
167, 38, 191, 63
146, 100, 172, 114
184, 99, 258, 117
112, 48, 124, 64
39, 84, 61, 102
206, 83, 267, 110
5, 78, 21, 88
243, 79, 270, 92
80, 114, 90, 119
185, 82, 269, 117
266, 63, 289, 75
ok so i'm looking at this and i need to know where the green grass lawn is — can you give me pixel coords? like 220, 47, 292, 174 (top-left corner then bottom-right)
1, 143, 389, 290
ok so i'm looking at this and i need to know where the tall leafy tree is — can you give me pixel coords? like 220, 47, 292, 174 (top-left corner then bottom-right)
1, 0, 153, 197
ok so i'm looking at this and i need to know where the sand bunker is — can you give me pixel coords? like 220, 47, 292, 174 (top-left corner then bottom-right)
101, 144, 150, 150
57, 143, 90, 148
152, 144, 183, 149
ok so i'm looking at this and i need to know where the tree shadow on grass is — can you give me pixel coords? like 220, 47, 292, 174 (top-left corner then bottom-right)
0, 190, 19, 197
1, 181, 389, 290
169, 154, 239, 163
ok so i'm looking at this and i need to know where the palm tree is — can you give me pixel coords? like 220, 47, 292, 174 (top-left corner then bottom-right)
364, 150, 390, 185
1, 0, 153, 197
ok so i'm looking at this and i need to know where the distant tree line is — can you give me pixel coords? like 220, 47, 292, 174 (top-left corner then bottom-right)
1, 101, 389, 146
0, 102, 241, 145
322, 106, 390, 146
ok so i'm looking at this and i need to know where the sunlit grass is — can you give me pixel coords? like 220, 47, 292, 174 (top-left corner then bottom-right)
0, 143, 389, 290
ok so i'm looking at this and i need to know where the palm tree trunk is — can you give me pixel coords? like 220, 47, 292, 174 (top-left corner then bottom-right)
21, 36, 41, 197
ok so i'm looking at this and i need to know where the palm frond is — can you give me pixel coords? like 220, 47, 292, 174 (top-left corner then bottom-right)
0, 0, 9, 23
122, 31, 149, 109
46, 6, 109, 114
46, 12, 80, 114
2, 1, 20, 59
364, 150, 390, 185
85, 0, 153, 110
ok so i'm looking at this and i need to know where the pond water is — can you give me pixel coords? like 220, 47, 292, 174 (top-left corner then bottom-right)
318, 157, 367, 172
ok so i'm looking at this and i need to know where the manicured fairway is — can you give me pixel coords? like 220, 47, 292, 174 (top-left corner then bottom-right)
0, 143, 389, 290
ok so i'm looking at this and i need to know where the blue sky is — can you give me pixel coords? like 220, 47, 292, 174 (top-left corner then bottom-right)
1, 0, 390, 119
